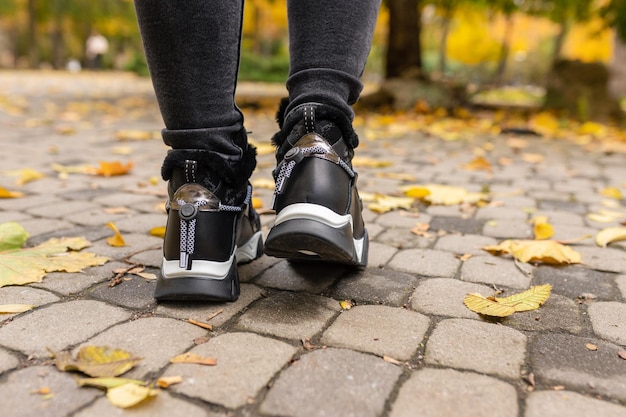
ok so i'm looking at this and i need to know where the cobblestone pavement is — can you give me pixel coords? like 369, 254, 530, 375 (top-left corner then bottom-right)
1, 71, 625, 417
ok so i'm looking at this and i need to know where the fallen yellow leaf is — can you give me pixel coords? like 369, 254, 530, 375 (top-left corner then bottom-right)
403, 184, 488, 206
0, 304, 35, 314
585, 343, 598, 351
600, 187, 623, 200
595, 227, 626, 248
106, 222, 126, 247
114, 129, 158, 141
170, 352, 217, 366
54, 346, 142, 377
483, 240, 581, 264
87, 161, 133, 177
149, 226, 166, 238
463, 284, 552, 317
361, 192, 414, 213
461, 156, 492, 172
0, 229, 108, 287
78, 377, 146, 390
0, 187, 24, 198
375, 172, 417, 182
251, 178, 275, 190
188, 318, 213, 330
339, 300, 353, 310
157, 376, 183, 388
352, 156, 393, 168
4, 168, 45, 185
106, 383, 157, 409
252, 197, 263, 209
532, 217, 554, 240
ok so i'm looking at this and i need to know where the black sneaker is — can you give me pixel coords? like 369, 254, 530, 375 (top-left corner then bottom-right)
264, 106, 368, 266
156, 160, 263, 302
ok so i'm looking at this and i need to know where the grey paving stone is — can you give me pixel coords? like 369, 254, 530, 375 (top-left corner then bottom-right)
260, 348, 402, 417
235, 291, 340, 340
330, 268, 418, 307
0, 210, 32, 223
425, 205, 470, 217
77, 316, 206, 379
617, 275, 626, 299
530, 333, 626, 402
25, 200, 101, 219
374, 228, 434, 249
364, 222, 384, 240
0, 286, 60, 322
495, 195, 536, 209
30, 262, 125, 295
0, 348, 19, 375
91, 191, 160, 208
0, 366, 101, 417
253, 260, 345, 293
475, 206, 528, 221
460, 255, 532, 289
587, 301, 626, 345
425, 318, 527, 379
434, 234, 498, 256
87, 274, 156, 309
0, 300, 131, 357
74, 392, 216, 417
238, 254, 281, 283
0, 195, 64, 212
113, 213, 166, 234
388, 249, 461, 277
410, 278, 496, 319
321, 305, 429, 360
429, 216, 486, 235
533, 265, 620, 300
67, 208, 130, 227
25, 224, 112, 246
156, 283, 263, 327
504, 294, 583, 333
533, 210, 585, 226
538, 199, 588, 214
375, 211, 429, 229
19, 218, 75, 237
389, 368, 518, 417
165, 332, 297, 409
551, 225, 597, 243
367, 241, 399, 267
525, 390, 626, 417
576, 246, 626, 273
88, 233, 163, 260
127, 247, 161, 267
482, 219, 533, 239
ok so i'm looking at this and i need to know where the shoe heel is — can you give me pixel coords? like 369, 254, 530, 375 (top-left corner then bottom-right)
156, 260, 240, 301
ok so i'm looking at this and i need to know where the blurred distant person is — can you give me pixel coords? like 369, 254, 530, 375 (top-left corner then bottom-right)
85, 31, 109, 70
134, 1, 380, 302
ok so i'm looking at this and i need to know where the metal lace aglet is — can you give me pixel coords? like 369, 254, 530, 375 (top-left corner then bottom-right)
179, 252, 188, 269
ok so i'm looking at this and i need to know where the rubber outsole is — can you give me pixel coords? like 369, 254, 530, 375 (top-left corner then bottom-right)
264, 218, 368, 267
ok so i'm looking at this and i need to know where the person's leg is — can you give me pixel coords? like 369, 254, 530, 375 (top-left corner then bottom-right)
264, 0, 381, 266
134, 0, 262, 301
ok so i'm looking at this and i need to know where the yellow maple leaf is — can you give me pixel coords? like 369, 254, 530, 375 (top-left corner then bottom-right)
106, 383, 158, 409
532, 216, 554, 240
361, 192, 414, 214
87, 161, 133, 177
78, 377, 146, 390
403, 184, 488, 206
600, 187, 623, 200
0, 223, 108, 287
464, 284, 552, 317
595, 227, 626, 248
54, 346, 142, 378
483, 240, 581, 264
252, 197, 263, 209
106, 222, 126, 247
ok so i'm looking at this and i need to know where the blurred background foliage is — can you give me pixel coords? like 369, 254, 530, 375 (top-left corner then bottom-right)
0, 0, 625, 117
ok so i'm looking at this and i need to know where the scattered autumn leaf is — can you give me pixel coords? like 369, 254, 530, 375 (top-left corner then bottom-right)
0, 186, 24, 198
54, 346, 142, 377
252, 197, 263, 209
619, 351, 626, 360
106, 383, 158, 409
111, 146, 134, 155
88, 161, 133, 177
483, 240, 581, 264
149, 226, 166, 238
382, 355, 402, 365
114, 129, 158, 141
462, 156, 492, 172
587, 210, 625, 223
106, 222, 126, 247
157, 376, 183, 388
0, 224, 108, 287
361, 192, 414, 213
0, 304, 35, 314
463, 284, 552, 317
78, 377, 146, 390
375, 172, 417, 181
585, 343, 598, 351
251, 178, 275, 190
595, 227, 626, 248
0, 222, 29, 252
170, 352, 217, 366
532, 216, 554, 240
339, 300, 353, 310
600, 187, 623, 200
4, 168, 45, 185
352, 156, 393, 168
403, 184, 488, 206
521, 153, 545, 164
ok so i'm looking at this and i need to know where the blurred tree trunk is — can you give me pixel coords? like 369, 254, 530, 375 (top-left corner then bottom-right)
27, 0, 38, 68
494, 13, 514, 84
385, 0, 422, 79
